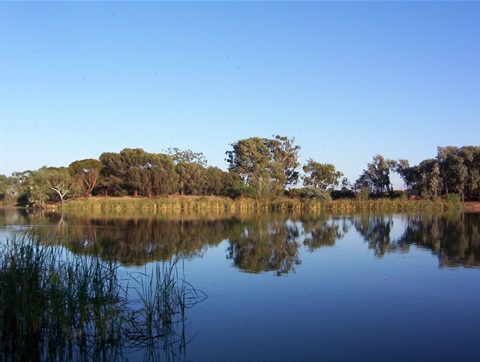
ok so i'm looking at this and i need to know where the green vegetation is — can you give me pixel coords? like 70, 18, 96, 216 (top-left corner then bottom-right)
0, 230, 206, 361
0, 136, 478, 208
61, 195, 459, 215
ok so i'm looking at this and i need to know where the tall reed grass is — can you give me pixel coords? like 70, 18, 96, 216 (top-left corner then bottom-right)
0, 230, 206, 361
62, 196, 459, 216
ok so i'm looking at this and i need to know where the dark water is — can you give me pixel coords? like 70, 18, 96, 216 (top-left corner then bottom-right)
1, 209, 479, 361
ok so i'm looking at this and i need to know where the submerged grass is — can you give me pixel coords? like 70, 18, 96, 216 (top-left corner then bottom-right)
0, 230, 207, 361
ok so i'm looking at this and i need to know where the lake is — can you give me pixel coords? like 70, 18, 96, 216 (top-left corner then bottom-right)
1, 208, 479, 361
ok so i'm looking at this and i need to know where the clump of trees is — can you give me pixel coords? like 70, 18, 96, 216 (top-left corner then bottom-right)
353, 146, 480, 202
0, 137, 478, 208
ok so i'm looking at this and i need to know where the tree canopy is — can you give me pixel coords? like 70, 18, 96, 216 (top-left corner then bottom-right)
0, 139, 479, 207
226, 135, 300, 198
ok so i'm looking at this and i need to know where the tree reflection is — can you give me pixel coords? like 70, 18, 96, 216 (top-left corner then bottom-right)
353, 213, 480, 267
397, 213, 480, 268
2, 209, 479, 270
21, 213, 232, 265
353, 215, 411, 257
300, 214, 348, 252
226, 216, 301, 276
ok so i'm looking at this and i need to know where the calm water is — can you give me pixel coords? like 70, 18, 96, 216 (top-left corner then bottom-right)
1, 209, 479, 361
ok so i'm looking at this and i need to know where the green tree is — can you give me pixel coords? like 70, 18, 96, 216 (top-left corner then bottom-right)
69, 159, 103, 198
355, 154, 395, 195
302, 159, 343, 190
436, 146, 480, 201
17, 170, 51, 207
119, 148, 149, 197
266, 135, 301, 194
226, 135, 300, 198
0, 175, 20, 205
149, 153, 178, 196
98, 152, 127, 196
43, 167, 77, 204
99, 149, 178, 197
418, 159, 441, 198
204, 166, 228, 196
167, 148, 207, 167
437, 146, 468, 201
175, 162, 206, 195
460, 146, 480, 200
167, 148, 207, 196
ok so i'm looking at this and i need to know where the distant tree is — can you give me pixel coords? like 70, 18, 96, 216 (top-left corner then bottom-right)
149, 153, 178, 196
266, 135, 301, 193
167, 148, 207, 196
13, 169, 51, 207
99, 149, 179, 197
175, 162, 206, 195
226, 135, 300, 198
436, 146, 480, 201
460, 146, 480, 200
204, 166, 228, 196
167, 148, 207, 167
302, 159, 343, 190
437, 146, 468, 200
0, 175, 20, 205
330, 178, 355, 199
355, 154, 396, 195
418, 159, 442, 198
119, 148, 150, 197
44, 167, 77, 204
98, 152, 127, 196
69, 159, 103, 198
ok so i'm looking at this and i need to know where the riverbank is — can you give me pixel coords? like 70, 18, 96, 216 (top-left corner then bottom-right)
464, 202, 480, 211
58, 195, 460, 214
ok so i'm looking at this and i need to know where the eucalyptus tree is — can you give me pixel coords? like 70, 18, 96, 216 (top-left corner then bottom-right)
174, 162, 206, 196
204, 166, 229, 196
43, 167, 77, 204
69, 159, 103, 198
16, 169, 51, 207
437, 146, 469, 200
436, 146, 480, 201
418, 159, 442, 198
119, 148, 150, 197
149, 153, 178, 196
355, 154, 396, 195
302, 159, 343, 190
460, 146, 480, 200
167, 148, 208, 196
99, 149, 179, 197
226, 135, 300, 198
167, 148, 207, 167
266, 135, 301, 194
98, 152, 127, 196
0, 175, 19, 205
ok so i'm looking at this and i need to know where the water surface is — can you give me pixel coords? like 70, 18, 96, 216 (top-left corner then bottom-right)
1, 209, 479, 361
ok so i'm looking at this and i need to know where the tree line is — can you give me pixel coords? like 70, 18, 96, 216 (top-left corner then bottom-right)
0, 135, 478, 207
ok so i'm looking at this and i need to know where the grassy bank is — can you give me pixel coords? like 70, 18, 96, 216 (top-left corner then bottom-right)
60, 195, 460, 215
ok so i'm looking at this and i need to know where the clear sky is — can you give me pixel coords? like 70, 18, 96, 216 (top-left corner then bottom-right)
1, 1, 479, 188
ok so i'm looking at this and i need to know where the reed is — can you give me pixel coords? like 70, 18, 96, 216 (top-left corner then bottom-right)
0, 230, 206, 361
61, 195, 459, 216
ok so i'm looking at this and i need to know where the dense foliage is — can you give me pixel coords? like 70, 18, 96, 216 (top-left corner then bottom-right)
0, 137, 478, 207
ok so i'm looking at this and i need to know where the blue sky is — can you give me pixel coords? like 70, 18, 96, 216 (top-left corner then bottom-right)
1, 1, 479, 188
